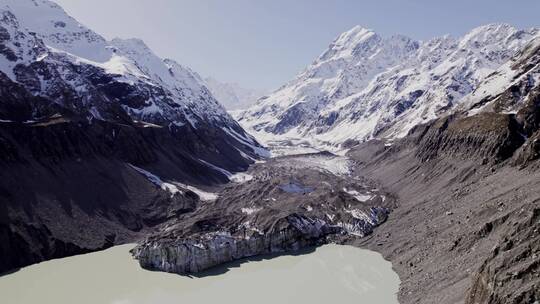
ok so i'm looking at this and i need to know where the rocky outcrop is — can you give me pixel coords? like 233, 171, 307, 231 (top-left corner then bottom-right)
133, 209, 389, 274
132, 153, 392, 274
466, 208, 540, 304
133, 215, 335, 274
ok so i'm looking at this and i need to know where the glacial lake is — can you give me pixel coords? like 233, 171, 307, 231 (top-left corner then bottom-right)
0, 244, 400, 304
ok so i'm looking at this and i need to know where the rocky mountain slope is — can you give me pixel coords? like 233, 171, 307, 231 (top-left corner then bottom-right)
0, 0, 267, 273
238, 24, 539, 150
347, 40, 540, 303
204, 77, 267, 110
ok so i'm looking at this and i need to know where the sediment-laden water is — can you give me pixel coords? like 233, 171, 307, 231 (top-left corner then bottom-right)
0, 244, 400, 304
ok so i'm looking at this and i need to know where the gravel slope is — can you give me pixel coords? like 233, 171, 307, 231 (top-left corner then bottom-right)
348, 132, 539, 304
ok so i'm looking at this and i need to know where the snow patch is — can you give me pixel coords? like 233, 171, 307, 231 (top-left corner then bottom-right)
230, 173, 254, 183
128, 164, 182, 197
175, 183, 218, 202
199, 159, 254, 184
128, 164, 217, 201
344, 209, 376, 225
221, 126, 270, 158
198, 159, 232, 177
241, 207, 262, 215
343, 188, 374, 202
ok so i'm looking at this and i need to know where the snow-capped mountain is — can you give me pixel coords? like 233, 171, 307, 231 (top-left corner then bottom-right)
204, 77, 267, 110
0, 0, 267, 168
462, 37, 540, 117
1, 0, 226, 123
238, 24, 539, 150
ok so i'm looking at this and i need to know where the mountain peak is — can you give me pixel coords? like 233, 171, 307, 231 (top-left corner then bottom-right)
0, 0, 239, 125
333, 25, 377, 49
1, 0, 111, 62
337, 25, 375, 41
239, 23, 539, 150
468, 22, 516, 34
110, 38, 153, 55
459, 23, 518, 47
316, 26, 380, 63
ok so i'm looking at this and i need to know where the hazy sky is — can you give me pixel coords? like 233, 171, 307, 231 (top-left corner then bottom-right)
53, 0, 540, 90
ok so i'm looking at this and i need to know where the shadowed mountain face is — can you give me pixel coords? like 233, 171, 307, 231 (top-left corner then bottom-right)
0, 0, 267, 273
0, 66, 262, 273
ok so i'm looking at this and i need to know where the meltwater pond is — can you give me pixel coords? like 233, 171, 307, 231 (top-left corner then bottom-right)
0, 244, 400, 304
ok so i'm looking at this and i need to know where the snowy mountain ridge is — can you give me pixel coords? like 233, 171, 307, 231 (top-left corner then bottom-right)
462, 37, 540, 116
0, 0, 240, 128
238, 23, 540, 151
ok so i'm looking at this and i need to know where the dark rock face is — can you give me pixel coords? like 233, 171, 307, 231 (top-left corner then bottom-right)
392, 90, 424, 116
0, 66, 263, 273
0, 26, 17, 62
513, 130, 540, 165
271, 103, 311, 134
515, 88, 540, 137
0, 118, 202, 273
0, 73, 57, 122
132, 153, 393, 274
467, 208, 540, 304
